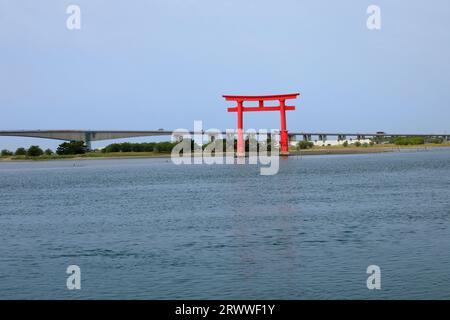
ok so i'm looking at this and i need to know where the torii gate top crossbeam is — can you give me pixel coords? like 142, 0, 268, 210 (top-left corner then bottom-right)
223, 93, 299, 112
222, 93, 300, 101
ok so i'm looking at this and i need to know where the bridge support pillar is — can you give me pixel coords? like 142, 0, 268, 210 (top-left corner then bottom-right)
288, 135, 297, 145
84, 132, 92, 151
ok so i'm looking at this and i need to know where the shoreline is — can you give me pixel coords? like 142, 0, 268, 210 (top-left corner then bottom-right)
292, 144, 450, 156
1, 144, 450, 162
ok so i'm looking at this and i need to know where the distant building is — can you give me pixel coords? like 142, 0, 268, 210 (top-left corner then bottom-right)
312, 138, 372, 147
289, 136, 373, 147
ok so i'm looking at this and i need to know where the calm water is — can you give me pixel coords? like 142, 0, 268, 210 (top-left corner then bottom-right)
0, 149, 450, 299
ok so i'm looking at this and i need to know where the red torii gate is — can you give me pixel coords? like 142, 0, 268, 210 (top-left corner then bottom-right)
223, 93, 300, 156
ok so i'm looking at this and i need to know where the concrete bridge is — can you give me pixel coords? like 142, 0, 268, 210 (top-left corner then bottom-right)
0, 130, 173, 149
0, 130, 448, 149
289, 132, 449, 142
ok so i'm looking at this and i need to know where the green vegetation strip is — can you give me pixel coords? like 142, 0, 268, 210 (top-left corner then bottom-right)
1, 138, 449, 161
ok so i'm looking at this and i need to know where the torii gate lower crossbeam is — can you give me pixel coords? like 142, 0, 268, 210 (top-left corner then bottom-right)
223, 93, 300, 156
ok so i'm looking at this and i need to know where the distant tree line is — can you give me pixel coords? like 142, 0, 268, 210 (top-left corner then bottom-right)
391, 136, 445, 145
352, 141, 374, 147
374, 136, 444, 145
0, 141, 88, 157
101, 141, 179, 153
297, 141, 314, 150
202, 138, 274, 153
1, 140, 180, 157
393, 137, 425, 145
101, 138, 275, 154
1, 146, 53, 157
56, 141, 87, 155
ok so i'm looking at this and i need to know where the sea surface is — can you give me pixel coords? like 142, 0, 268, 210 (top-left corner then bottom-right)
1, 148, 450, 299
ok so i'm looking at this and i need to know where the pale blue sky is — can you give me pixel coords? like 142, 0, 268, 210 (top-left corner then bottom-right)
1, 0, 449, 149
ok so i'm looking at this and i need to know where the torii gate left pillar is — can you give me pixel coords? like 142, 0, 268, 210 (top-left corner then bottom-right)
223, 93, 300, 156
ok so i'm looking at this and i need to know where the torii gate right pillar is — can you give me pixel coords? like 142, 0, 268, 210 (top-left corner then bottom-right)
237, 100, 244, 157
279, 99, 289, 154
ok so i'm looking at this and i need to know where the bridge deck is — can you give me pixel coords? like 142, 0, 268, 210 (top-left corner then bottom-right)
0, 130, 448, 143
